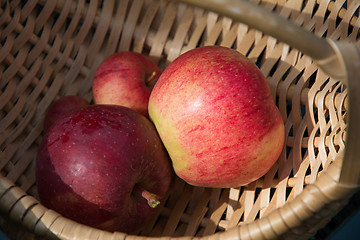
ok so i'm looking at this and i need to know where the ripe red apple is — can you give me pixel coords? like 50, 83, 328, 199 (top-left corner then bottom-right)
43, 95, 89, 132
36, 104, 173, 233
148, 46, 285, 188
92, 52, 162, 117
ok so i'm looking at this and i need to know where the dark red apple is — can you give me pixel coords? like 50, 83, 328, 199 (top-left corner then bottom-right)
92, 52, 162, 117
36, 104, 173, 233
43, 95, 89, 132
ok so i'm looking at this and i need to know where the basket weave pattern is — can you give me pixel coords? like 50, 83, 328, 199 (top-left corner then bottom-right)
0, 0, 359, 239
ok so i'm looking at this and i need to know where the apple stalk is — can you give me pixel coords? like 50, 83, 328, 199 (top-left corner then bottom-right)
133, 184, 161, 208
146, 71, 158, 88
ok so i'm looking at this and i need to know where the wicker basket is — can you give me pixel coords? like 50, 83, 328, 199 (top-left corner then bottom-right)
1, 0, 360, 239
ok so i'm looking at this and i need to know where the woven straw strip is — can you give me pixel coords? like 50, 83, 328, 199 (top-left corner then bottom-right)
166, 6, 194, 62
119, 0, 144, 52
183, 190, 210, 236
133, 1, 160, 53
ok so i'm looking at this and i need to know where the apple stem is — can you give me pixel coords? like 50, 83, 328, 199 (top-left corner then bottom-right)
146, 71, 158, 87
133, 185, 161, 208
146, 71, 157, 82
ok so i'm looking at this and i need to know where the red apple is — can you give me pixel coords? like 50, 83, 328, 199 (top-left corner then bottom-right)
92, 52, 162, 117
43, 95, 89, 132
36, 104, 173, 233
148, 46, 285, 188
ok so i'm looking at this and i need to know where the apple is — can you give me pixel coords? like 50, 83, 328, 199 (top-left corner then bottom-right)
92, 52, 162, 117
148, 46, 285, 188
36, 104, 173, 233
43, 95, 89, 132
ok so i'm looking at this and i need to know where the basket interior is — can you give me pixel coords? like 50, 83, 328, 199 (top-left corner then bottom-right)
0, 0, 359, 238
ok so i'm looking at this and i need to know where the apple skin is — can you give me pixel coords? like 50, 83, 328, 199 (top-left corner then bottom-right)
43, 95, 89, 132
92, 52, 162, 117
148, 46, 285, 188
36, 104, 173, 233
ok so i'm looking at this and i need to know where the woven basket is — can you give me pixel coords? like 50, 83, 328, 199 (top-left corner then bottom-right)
1, 0, 360, 239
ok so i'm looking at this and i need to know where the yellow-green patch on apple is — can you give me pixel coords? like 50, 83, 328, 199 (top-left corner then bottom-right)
148, 102, 189, 172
